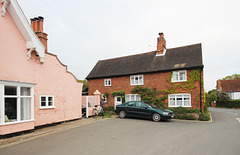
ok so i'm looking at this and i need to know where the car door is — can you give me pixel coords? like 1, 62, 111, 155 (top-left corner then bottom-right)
124, 102, 136, 116
134, 102, 152, 118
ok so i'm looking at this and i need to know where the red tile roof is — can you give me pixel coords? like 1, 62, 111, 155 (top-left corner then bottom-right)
219, 79, 240, 92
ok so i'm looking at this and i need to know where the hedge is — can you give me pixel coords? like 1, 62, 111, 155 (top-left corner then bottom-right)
216, 100, 240, 108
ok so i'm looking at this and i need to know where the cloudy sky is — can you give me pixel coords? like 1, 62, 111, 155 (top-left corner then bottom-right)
18, 0, 240, 92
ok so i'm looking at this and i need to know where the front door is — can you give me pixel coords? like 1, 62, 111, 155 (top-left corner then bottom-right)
114, 96, 122, 109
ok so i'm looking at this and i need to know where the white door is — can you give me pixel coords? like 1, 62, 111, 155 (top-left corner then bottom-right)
114, 96, 122, 109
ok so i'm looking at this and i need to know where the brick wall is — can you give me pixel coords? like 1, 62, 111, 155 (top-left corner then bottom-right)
88, 69, 204, 109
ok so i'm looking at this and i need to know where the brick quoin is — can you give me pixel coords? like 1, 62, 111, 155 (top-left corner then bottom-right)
88, 69, 204, 110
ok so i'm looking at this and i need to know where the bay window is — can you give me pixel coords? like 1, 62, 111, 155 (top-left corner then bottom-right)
0, 81, 35, 124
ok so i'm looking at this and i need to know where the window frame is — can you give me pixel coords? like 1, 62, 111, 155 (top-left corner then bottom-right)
0, 80, 35, 125
171, 70, 187, 82
104, 79, 111, 86
168, 94, 191, 107
39, 95, 55, 109
125, 94, 141, 102
130, 75, 144, 86
101, 94, 107, 102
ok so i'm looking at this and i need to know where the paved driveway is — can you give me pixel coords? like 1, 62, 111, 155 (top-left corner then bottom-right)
0, 108, 240, 155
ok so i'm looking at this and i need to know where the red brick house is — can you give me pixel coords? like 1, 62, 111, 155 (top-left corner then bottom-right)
86, 33, 204, 111
217, 79, 240, 100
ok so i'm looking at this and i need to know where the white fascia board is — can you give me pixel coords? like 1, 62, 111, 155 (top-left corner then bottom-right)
7, 0, 45, 60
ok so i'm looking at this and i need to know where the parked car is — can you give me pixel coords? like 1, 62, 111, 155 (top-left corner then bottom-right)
115, 101, 174, 122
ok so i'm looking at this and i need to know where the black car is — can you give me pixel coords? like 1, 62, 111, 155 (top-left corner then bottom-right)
115, 101, 174, 122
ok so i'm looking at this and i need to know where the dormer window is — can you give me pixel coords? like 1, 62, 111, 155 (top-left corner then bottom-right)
171, 70, 187, 82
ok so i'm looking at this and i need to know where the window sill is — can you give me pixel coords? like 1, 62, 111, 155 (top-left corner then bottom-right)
168, 106, 192, 108
130, 84, 144, 86
171, 80, 187, 83
39, 106, 56, 110
1, 119, 35, 126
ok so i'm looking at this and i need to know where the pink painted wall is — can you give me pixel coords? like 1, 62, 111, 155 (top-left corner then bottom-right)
0, 5, 82, 134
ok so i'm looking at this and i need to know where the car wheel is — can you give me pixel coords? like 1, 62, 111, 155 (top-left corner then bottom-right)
119, 111, 126, 119
152, 113, 161, 122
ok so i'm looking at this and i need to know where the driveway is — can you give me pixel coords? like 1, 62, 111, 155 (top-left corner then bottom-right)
0, 108, 240, 155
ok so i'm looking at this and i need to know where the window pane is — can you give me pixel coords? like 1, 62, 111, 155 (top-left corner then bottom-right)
172, 73, 178, 81
179, 71, 186, 81
21, 98, 31, 120
176, 95, 182, 106
170, 98, 175, 106
21, 87, 31, 96
139, 76, 143, 84
48, 97, 53, 106
131, 95, 134, 101
41, 97, 46, 106
4, 86, 17, 95
135, 76, 139, 84
136, 95, 141, 101
125, 95, 130, 102
184, 95, 190, 106
5, 98, 17, 122
130, 76, 134, 85
108, 80, 111, 86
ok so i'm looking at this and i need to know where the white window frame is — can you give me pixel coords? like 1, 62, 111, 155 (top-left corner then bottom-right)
40, 95, 55, 109
125, 94, 141, 102
171, 70, 187, 82
0, 80, 35, 125
168, 94, 191, 107
101, 94, 107, 102
130, 75, 144, 86
104, 79, 111, 86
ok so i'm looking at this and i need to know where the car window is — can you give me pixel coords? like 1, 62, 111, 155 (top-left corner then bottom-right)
136, 102, 147, 108
126, 102, 136, 107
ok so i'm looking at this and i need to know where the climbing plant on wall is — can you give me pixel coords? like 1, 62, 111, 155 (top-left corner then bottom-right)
111, 90, 125, 103
131, 69, 203, 109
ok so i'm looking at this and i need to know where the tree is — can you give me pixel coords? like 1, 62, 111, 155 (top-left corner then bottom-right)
221, 74, 240, 80
77, 79, 88, 93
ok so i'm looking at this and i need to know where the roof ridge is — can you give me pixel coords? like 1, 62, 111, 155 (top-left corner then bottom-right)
167, 43, 201, 50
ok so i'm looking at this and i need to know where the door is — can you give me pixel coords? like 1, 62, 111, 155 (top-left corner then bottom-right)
114, 96, 122, 109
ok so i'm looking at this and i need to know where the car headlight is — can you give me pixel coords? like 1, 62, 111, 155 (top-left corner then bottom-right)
163, 112, 169, 115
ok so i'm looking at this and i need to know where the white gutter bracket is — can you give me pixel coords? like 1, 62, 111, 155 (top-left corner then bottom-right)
27, 47, 36, 61
1, 0, 10, 17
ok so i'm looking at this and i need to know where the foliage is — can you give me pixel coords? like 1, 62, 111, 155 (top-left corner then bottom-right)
131, 86, 167, 109
199, 113, 210, 121
199, 106, 210, 121
103, 106, 115, 111
78, 79, 88, 92
104, 91, 109, 98
170, 107, 201, 114
221, 74, 240, 80
175, 114, 196, 120
216, 100, 240, 108
206, 89, 217, 106
111, 90, 125, 103
217, 92, 230, 102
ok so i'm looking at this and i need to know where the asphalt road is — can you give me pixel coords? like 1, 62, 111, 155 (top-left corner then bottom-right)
0, 107, 240, 155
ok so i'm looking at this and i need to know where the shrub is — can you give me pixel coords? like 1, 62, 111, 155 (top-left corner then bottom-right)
171, 107, 188, 114
199, 113, 210, 121
216, 100, 240, 108
103, 106, 115, 111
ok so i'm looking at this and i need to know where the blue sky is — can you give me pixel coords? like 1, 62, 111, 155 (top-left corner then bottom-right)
18, 0, 240, 91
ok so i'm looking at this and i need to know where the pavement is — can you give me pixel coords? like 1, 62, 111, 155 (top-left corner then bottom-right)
0, 115, 117, 149
0, 112, 212, 149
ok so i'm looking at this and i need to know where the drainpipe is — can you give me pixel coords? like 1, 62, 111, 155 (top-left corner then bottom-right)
200, 68, 202, 114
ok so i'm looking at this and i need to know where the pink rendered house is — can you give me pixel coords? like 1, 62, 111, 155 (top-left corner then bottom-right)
0, 0, 83, 135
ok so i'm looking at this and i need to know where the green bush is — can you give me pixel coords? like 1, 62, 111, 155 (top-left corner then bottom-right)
174, 113, 196, 120
217, 100, 240, 108
199, 113, 210, 121
103, 106, 115, 111
171, 107, 188, 114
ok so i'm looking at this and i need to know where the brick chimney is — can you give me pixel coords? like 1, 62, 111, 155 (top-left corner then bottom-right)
30, 16, 48, 52
156, 32, 166, 55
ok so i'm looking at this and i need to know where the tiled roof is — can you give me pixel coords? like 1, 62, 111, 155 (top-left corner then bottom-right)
86, 43, 203, 79
219, 79, 240, 92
